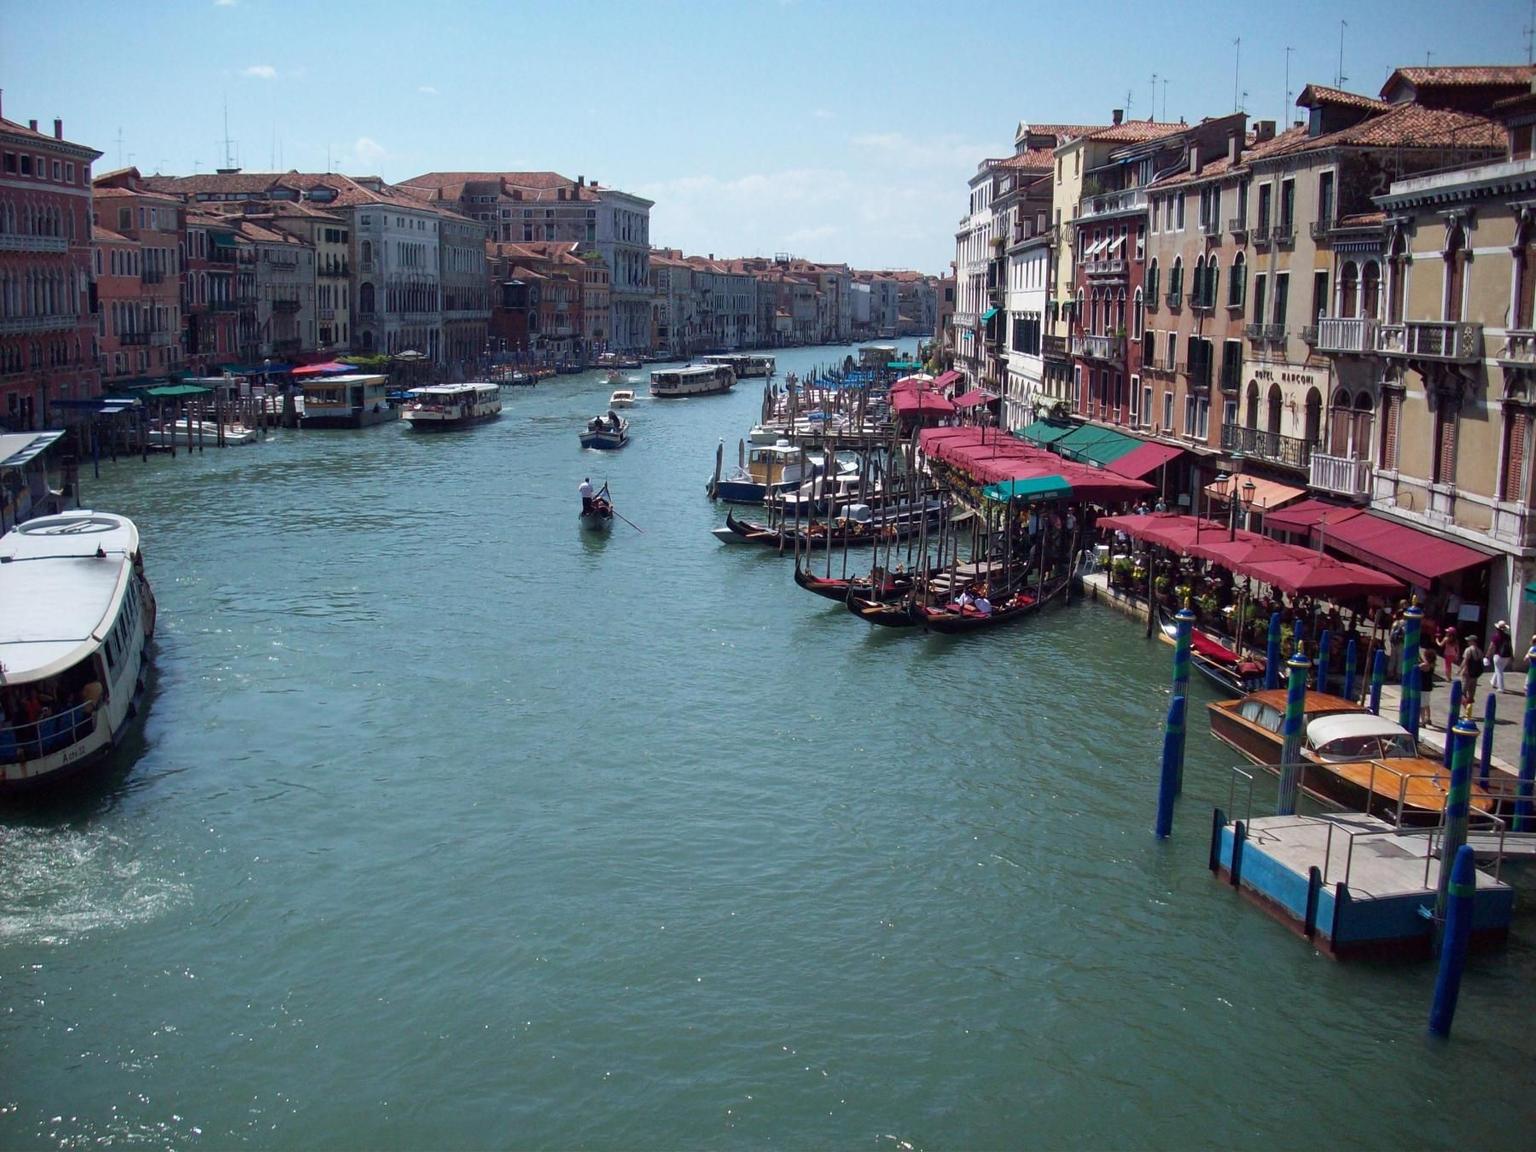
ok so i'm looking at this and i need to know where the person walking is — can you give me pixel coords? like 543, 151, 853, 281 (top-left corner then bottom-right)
1440, 624, 1460, 684
1458, 633, 1485, 720
1489, 620, 1513, 693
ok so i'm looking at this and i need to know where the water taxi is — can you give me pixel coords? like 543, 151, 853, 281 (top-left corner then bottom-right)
0, 511, 156, 791
580, 412, 630, 450
651, 364, 735, 399
711, 439, 822, 504
702, 353, 775, 379
608, 389, 636, 408
299, 373, 398, 428
401, 382, 502, 431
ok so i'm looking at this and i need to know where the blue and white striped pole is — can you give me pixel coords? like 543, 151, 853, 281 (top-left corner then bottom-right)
1428, 844, 1478, 1039
1519, 646, 1536, 833
1444, 681, 1463, 766
1437, 719, 1477, 924
1369, 648, 1386, 716
1400, 604, 1423, 734
1155, 695, 1185, 839
1172, 607, 1194, 794
1316, 628, 1332, 695
1264, 611, 1281, 690
1343, 636, 1359, 702
1480, 691, 1497, 792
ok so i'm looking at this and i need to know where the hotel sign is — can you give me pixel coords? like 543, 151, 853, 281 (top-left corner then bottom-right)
1251, 363, 1325, 390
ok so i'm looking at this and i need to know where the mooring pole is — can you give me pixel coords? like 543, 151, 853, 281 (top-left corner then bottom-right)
1276, 648, 1311, 816
1155, 695, 1185, 839
1428, 844, 1477, 1039
1368, 648, 1386, 716
1479, 691, 1497, 792
1264, 611, 1281, 690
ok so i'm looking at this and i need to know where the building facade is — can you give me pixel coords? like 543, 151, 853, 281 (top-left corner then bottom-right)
0, 110, 100, 427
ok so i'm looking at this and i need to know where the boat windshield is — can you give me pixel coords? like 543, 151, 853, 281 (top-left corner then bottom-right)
1311, 732, 1417, 762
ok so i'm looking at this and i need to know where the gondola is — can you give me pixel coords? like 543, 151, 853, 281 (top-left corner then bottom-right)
846, 594, 923, 627
720, 508, 937, 552
915, 572, 1072, 634
580, 485, 615, 530
793, 562, 913, 604
1154, 602, 1265, 696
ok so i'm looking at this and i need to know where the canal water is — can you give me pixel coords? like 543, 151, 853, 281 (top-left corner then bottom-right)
3, 341, 1534, 1149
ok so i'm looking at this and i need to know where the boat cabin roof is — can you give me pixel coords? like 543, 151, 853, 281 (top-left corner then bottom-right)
302, 373, 386, 389
0, 511, 138, 682
1307, 713, 1410, 745
1227, 689, 1364, 717
407, 382, 498, 397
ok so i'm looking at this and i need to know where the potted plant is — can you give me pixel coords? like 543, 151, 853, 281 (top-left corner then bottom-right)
1111, 555, 1134, 589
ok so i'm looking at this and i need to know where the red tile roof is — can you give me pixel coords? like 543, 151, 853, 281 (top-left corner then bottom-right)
1018, 123, 1105, 141
1385, 65, 1536, 91
1297, 84, 1391, 113
1309, 104, 1504, 150
997, 148, 1055, 171
1087, 119, 1189, 143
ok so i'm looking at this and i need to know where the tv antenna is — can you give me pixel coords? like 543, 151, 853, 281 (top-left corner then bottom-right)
1232, 37, 1242, 113
1149, 73, 1158, 120
1335, 20, 1348, 88
114, 126, 125, 168
221, 97, 236, 169
1161, 77, 1169, 121
1284, 46, 1295, 124
1527, 0, 1535, 64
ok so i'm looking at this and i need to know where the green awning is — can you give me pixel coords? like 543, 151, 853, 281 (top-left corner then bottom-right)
1016, 418, 1077, 446
1525, 579, 1536, 603
1053, 423, 1142, 466
144, 383, 213, 398
980, 306, 999, 322
210, 232, 237, 246
887, 360, 921, 370
983, 475, 1073, 501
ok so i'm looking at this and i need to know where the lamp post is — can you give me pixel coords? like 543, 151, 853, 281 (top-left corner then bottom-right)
1230, 476, 1255, 540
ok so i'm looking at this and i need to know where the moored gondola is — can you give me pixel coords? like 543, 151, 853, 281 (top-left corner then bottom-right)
793, 562, 913, 604
717, 507, 939, 552
1153, 602, 1265, 696
915, 572, 1071, 634
846, 594, 923, 627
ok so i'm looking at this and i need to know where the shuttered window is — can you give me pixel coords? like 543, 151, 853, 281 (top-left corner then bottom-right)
1503, 408, 1531, 502
1434, 408, 1458, 484
1380, 392, 1401, 469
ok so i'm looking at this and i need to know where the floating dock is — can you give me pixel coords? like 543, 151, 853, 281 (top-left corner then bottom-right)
1209, 808, 1515, 959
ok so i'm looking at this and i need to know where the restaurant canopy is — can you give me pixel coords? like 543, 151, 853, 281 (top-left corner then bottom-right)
1261, 497, 1362, 535
290, 361, 356, 377
144, 383, 212, 398
1314, 511, 1491, 588
922, 426, 1153, 501
1201, 475, 1306, 514
951, 389, 997, 408
891, 389, 955, 415
1105, 440, 1184, 480
1243, 554, 1403, 598
931, 369, 963, 391
1017, 418, 1078, 446
1098, 512, 1229, 552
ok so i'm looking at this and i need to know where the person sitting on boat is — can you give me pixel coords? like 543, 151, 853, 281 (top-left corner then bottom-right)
974, 593, 993, 617
579, 477, 595, 514
953, 587, 975, 611
607, 410, 622, 431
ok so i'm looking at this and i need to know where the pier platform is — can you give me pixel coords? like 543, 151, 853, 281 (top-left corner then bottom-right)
1076, 570, 1151, 627
1210, 809, 1514, 959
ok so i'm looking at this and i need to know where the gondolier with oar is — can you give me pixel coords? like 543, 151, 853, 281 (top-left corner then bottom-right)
579, 477, 595, 515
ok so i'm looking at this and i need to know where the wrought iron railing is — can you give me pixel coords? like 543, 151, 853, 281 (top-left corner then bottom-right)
1221, 423, 1315, 470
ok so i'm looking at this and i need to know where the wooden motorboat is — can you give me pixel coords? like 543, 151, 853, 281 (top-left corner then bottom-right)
580, 412, 629, 450
1207, 690, 1492, 823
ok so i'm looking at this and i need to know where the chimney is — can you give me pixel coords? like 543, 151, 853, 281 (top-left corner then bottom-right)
54, 118, 62, 140
1228, 129, 1243, 164
28, 119, 38, 132
578, 175, 584, 186
1112, 108, 1124, 126
1189, 143, 1202, 175
1254, 120, 1276, 142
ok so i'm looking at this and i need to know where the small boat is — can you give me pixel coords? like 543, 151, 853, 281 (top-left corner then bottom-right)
1207, 690, 1491, 823
846, 595, 923, 628
0, 511, 156, 791
702, 352, 776, 378
505, 371, 535, 387
651, 364, 735, 398
401, 382, 502, 430
580, 484, 615, 531
300, 373, 398, 428
793, 562, 913, 604
711, 439, 826, 505
916, 572, 1071, 634
716, 502, 941, 551
143, 419, 257, 447
580, 411, 629, 450
1155, 604, 1265, 696
608, 389, 636, 408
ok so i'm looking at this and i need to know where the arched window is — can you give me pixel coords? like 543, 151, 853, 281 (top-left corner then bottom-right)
1387, 232, 1407, 323
1445, 224, 1467, 323
1266, 383, 1283, 436
1192, 255, 1205, 306
1132, 288, 1144, 340
1514, 215, 1536, 330
1147, 258, 1159, 301
1339, 261, 1359, 318
1171, 256, 1184, 300
1115, 287, 1126, 334
1328, 388, 1353, 455
1246, 381, 1260, 429
1206, 257, 1220, 310
359, 282, 375, 314
1361, 260, 1381, 320
1229, 252, 1246, 308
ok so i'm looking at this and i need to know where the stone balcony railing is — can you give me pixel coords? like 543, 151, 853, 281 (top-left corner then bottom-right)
1221, 422, 1315, 471
954, 310, 978, 329
0, 314, 77, 335
1228, 216, 1248, 236
1077, 187, 1148, 221
1497, 328, 1536, 367
1315, 316, 1378, 354
272, 298, 302, 314
1041, 334, 1068, 360
1085, 258, 1127, 277
0, 234, 68, 253
1308, 452, 1372, 499
1071, 333, 1125, 361
1375, 321, 1482, 363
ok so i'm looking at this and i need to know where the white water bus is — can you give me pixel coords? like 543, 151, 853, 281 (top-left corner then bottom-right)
650, 364, 736, 399
0, 511, 156, 791
401, 382, 502, 431
702, 353, 776, 379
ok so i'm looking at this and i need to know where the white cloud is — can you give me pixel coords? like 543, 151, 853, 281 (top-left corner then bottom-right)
813, 108, 833, 120
214, 0, 236, 6
242, 65, 277, 80
348, 136, 387, 169
418, 85, 439, 96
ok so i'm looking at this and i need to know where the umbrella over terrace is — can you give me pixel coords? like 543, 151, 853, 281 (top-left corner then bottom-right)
1242, 554, 1402, 598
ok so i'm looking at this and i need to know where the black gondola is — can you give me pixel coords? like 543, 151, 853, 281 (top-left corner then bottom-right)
846, 594, 923, 627
793, 562, 914, 604
915, 572, 1072, 634
580, 485, 615, 531
1153, 602, 1265, 696
723, 508, 937, 552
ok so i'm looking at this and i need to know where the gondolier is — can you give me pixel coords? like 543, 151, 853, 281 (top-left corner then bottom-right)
579, 477, 594, 514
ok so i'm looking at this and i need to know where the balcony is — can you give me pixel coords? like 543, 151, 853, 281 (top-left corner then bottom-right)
1201, 216, 1222, 238
1085, 257, 1127, 278
1228, 217, 1248, 238
1165, 291, 1183, 309
1221, 423, 1316, 471
1077, 187, 1148, 221
1253, 226, 1272, 250
1309, 218, 1334, 243
1142, 357, 1176, 378
1071, 333, 1126, 361
120, 331, 149, 346
359, 260, 374, 274
319, 264, 350, 278
272, 298, 302, 314
1300, 324, 1318, 345
1264, 323, 1287, 343
149, 330, 173, 346
0, 314, 77, 336
1315, 316, 1378, 354
1041, 334, 1068, 361
1181, 361, 1213, 391
1190, 294, 1215, 314
1375, 321, 1482, 363
1245, 322, 1265, 342
1497, 328, 1536, 368
954, 310, 978, 329
1309, 452, 1372, 499
0, 234, 67, 253
1271, 224, 1295, 246
319, 308, 336, 321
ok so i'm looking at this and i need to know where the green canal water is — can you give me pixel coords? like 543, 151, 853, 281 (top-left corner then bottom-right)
3, 341, 1534, 1149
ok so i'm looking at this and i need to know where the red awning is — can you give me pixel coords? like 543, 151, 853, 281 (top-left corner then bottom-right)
1106, 441, 1184, 479
892, 390, 955, 415
919, 427, 1152, 500
952, 389, 997, 408
1261, 498, 1363, 535
1098, 512, 1227, 552
1243, 554, 1402, 598
932, 369, 962, 390
1316, 511, 1492, 587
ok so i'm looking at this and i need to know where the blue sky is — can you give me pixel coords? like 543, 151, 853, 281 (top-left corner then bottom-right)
1, 0, 1529, 272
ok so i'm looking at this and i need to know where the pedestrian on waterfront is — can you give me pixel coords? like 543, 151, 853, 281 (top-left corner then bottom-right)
1419, 645, 1437, 728
1136, 501, 1150, 516
1489, 621, 1513, 692
1458, 634, 1484, 719
1154, 497, 1167, 513
1440, 624, 1460, 684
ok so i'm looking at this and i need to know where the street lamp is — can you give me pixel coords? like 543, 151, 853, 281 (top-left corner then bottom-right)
1229, 475, 1256, 540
